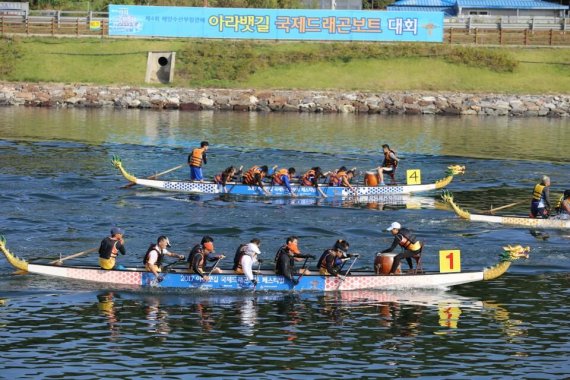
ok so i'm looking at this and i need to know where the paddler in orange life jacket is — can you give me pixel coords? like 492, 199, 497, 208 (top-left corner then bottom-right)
187, 236, 225, 281
143, 236, 185, 282
188, 141, 209, 181
242, 165, 270, 195
213, 165, 243, 187
300, 167, 325, 188
317, 240, 351, 276
233, 238, 262, 286
328, 166, 356, 192
377, 144, 399, 186
271, 167, 296, 196
381, 222, 422, 274
98, 227, 126, 270
274, 236, 315, 285
530, 175, 551, 218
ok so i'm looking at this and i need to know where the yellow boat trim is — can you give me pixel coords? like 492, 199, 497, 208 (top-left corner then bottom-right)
112, 155, 138, 183
441, 190, 471, 220
0, 236, 29, 272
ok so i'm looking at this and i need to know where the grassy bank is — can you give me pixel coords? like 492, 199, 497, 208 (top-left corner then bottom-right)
1, 37, 569, 94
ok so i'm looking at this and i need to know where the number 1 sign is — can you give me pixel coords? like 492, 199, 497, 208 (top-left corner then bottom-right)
439, 250, 461, 273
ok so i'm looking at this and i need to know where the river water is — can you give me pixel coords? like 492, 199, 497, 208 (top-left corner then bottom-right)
0, 107, 569, 379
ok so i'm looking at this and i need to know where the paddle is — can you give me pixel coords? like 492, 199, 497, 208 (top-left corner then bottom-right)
207, 256, 224, 277
253, 259, 262, 291
488, 201, 525, 214
315, 184, 327, 198
122, 164, 184, 189
50, 247, 98, 265
336, 255, 359, 289
293, 256, 312, 286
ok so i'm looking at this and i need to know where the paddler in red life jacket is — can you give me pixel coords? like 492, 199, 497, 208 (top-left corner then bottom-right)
274, 236, 315, 285
380, 222, 422, 274
317, 240, 351, 276
144, 236, 185, 281
242, 165, 270, 195
186, 236, 225, 282
188, 141, 209, 181
530, 175, 551, 218
213, 165, 243, 187
271, 167, 296, 196
233, 238, 262, 286
377, 144, 399, 186
98, 227, 126, 270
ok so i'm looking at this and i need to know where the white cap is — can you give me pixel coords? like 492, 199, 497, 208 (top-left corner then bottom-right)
386, 222, 401, 231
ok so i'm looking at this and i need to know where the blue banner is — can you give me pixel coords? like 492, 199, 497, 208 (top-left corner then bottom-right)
109, 5, 444, 42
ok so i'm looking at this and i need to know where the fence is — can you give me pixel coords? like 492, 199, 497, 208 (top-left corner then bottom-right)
1, 11, 569, 46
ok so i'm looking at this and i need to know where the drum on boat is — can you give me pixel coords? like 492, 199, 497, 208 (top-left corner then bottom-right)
364, 171, 379, 186
374, 252, 401, 275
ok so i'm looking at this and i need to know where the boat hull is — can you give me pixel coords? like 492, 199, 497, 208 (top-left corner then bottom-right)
25, 263, 484, 291
469, 214, 570, 229
136, 178, 445, 197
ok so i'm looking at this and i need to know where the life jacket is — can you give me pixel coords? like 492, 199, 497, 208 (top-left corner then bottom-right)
397, 228, 421, 252
243, 166, 265, 185
99, 237, 121, 259
329, 170, 347, 186
232, 244, 247, 271
300, 169, 316, 186
187, 244, 206, 269
383, 149, 398, 168
143, 244, 164, 267
532, 184, 546, 201
189, 147, 206, 167
272, 169, 289, 186
317, 249, 334, 270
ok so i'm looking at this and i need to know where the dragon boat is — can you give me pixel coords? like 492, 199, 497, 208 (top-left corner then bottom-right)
442, 191, 570, 229
1, 236, 529, 291
112, 155, 465, 197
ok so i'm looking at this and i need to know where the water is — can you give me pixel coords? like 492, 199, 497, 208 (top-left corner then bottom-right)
0, 107, 569, 379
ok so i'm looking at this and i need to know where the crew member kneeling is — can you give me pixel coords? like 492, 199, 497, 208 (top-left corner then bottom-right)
380, 222, 422, 274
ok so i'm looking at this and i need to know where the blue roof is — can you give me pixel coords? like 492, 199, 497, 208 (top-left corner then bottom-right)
387, 5, 456, 15
456, 0, 567, 9
389, 0, 455, 6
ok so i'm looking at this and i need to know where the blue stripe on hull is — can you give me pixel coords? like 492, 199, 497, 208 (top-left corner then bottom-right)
142, 272, 326, 291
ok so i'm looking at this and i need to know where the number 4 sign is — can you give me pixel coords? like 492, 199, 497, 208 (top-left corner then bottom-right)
406, 169, 421, 185
439, 250, 461, 273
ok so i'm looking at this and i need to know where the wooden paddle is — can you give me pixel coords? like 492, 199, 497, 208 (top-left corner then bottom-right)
50, 247, 98, 265
487, 201, 526, 214
122, 164, 185, 189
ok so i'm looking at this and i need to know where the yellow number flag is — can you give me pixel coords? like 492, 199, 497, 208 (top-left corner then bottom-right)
439, 249, 461, 273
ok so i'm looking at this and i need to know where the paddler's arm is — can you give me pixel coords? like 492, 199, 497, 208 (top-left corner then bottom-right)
381, 238, 399, 254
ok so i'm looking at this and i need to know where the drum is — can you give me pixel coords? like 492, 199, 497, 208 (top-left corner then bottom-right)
364, 171, 379, 186
374, 253, 401, 275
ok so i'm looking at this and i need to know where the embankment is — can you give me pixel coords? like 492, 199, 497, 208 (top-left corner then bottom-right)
1, 83, 569, 117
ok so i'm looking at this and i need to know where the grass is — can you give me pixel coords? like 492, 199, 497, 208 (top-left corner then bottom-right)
1, 36, 570, 94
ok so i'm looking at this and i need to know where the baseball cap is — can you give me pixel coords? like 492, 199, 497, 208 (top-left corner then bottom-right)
386, 222, 401, 231
110, 227, 124, 236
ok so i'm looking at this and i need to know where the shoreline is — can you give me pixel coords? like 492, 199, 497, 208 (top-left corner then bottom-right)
1, 83, 569, 117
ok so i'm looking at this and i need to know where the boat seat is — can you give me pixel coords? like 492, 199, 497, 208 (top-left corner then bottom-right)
412, 242, 424, 274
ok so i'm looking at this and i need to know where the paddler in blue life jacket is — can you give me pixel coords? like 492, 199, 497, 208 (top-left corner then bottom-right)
317, 239, 351, 276
377, 144, 399, 186
187, 236, 225, 281
143, 236, 185, 282
530, 175, 551, 218
380, 222, 422, 274
98, 227, 126, 270
271, 167, 296, 196
188, 141, 209, 181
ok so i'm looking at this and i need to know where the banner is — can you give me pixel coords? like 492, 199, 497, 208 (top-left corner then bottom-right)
109, 5, 444, 42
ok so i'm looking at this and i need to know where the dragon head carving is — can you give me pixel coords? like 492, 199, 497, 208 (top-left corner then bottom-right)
500, 245, 531, 262
446, 165, 466, 176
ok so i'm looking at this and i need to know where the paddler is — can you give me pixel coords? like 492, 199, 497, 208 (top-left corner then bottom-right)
274, 236, 315, 285
380, 222, 422, 275
530, 175, 551, 218
316, 239, 351, 276
328, 166, 357, 192
242, 165, 270, 195
271, 167, 296, 196
377, 144, 399, 186
143, 236, 185, 282
232, 238, 262, 286
188, 141, 209, 181
187, 236, 225, 281
555, 189, 570, 217
98, 227, 126, 270
213, 165, 243, 187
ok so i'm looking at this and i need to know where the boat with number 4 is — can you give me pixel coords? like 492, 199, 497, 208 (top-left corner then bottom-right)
112, 155, 465, 197
1, 236, 529, 291
442, 191, 570, 229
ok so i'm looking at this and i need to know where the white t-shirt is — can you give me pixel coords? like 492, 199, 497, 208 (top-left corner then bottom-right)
240, 243, 260, 281
147, 246, 170, 265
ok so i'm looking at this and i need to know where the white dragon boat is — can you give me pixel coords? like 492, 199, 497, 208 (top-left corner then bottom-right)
442, 191, 570, 229
1, 236, 529, 291
112, 155, 465, 197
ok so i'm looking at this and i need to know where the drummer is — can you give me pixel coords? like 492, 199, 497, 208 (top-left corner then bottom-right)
380, 222, 422, 274
377, 144, 399, 186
